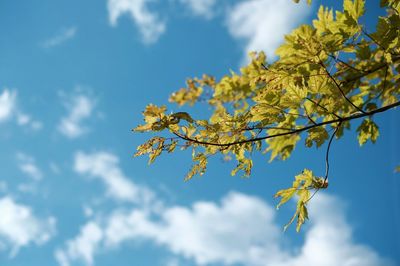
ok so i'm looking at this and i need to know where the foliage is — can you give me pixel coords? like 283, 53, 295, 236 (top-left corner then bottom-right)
134, 0, 400, 231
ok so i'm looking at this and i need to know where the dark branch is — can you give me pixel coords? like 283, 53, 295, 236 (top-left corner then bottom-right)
320, 61, 367, 114
305, 97, 342, 120
328, 54, 366, 73
304, 105, 317, 125
172, 100, 400, 147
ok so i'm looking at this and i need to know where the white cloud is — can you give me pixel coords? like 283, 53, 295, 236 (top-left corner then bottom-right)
55, 222, 103, 266
0, 89, 42, 130
16, 112, 43, 130
55, 193, 392, 266
0, 197, 56, 257
74, 151, 154, 203
105, 0, 309, 54
17, 153, 43, 181
165, 257, 180, 266
58, 93, 95, 138
42, 27, 77, 48
179, 0, 216, 19
274, 194, 393, 266
0, 89, 17, 122
107, 0, 165, 43
226, 0, 311, 61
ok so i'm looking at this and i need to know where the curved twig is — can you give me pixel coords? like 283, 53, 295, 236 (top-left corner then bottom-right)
306, 123, 341, 203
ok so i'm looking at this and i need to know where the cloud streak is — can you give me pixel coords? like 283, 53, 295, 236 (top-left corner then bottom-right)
74, 151, 154, 203
16, 153, 43, 181
42, 27, 77, 48
58, 93, 95, 138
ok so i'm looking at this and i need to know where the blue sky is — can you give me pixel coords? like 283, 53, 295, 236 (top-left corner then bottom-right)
0, 0, 399, 266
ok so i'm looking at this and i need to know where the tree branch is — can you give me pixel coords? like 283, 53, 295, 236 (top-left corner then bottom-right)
172, 100, 400, 147
305, 97, 342, 120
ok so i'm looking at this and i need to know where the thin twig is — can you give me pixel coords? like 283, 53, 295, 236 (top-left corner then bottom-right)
320, 61, 367, 114
304, 105, 317, 125
328, 54, 365, 73
362, 65, 389, 107
323, 126, 339, 183
261, 63, 269, 71
305, 97, 342, 119
389, 4, 400, 16
361, 28, 388, 52
306, 123, 341, 203
258, 102, 309, 118
341, 57, 399, 86
239, 125, 295, 132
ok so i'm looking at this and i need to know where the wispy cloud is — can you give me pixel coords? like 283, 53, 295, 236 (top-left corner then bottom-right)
42, 27, 77, 48
55, 222, 102, 266
0, 197, 56, 257
179, 0, 216, 19
226, 0, 311, 61
16, 153, 43, 181
0, 89, 42, 130
58, 93, 95, 139
105, 0, 309, 57
55, 190, 393, 266
74, 151, 154, 203
0, 89, 17, 122
107, 0, 165, 44
16, 113, 42, 130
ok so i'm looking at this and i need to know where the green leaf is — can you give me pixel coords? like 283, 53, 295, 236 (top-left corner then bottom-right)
275, 188, 297, 209
357, 119, 380, 146
275, 169, 327, 231
295, 200, 309, 232
266, 133, 300, 162
293, 0, 312, 5
313, 6, 334, 34
185, 153, 208, 181
170, 112, 194, 123
305, 127, 329, 148
343, 0, 365, 20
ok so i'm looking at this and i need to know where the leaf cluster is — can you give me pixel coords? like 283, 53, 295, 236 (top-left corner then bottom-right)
134, 0, 400, 231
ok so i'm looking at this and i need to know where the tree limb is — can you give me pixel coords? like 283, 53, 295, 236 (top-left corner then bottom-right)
172, 100, 400, 147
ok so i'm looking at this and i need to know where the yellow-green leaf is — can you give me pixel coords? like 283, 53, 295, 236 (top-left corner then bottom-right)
357, 119, 379, 146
